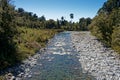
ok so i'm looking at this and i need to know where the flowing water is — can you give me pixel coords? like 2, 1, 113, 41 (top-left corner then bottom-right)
25, 32, 96, 80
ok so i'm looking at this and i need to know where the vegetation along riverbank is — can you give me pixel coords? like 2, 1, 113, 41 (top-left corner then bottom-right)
0, 0, 62, 71
0, 0, 120, 80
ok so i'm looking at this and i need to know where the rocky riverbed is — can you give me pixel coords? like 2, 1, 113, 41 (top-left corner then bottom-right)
71, 31, 120, 80
1, 31, 120, 80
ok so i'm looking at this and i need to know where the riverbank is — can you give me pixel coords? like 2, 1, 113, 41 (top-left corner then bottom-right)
71, 31, 120, 80
0, 48, 46, 80
1, 31, 120, 80
21, 31, 96, 80
0, 27, 62, 80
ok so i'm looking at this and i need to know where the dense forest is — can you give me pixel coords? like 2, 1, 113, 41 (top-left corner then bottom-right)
0, 0, 120, 71
89, 0, 120, 54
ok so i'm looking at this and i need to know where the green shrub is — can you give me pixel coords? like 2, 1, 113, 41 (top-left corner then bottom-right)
112, 26, 120, 54
14, 27, 60, 61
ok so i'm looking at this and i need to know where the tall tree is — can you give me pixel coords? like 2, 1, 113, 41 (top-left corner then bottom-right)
18, 8, 24, 13
39, 15, 46, 22
0, 0, 17, 68
70, 13, 74, 22
56, 19, 60, 29
61, 16, 64, 21
61, 16, 65, 26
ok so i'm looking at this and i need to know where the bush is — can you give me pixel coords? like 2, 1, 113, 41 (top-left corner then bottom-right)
14, 27, 60, 61
112, 26, 120, 54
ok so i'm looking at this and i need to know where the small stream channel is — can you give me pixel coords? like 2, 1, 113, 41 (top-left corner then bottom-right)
24, 32, 96, 80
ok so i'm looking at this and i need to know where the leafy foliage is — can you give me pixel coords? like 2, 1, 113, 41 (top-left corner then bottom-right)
0, 0, 17, 69
15, 9, 91, 31
112, 26, 120, 54
79, 17, 92, 31
0, 0, 62, 69
89, 0, 120, 53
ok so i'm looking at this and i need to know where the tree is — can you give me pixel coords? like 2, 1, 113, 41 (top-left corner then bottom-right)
70, 13, 74, 22
46, 19, 56, 29
56, 19, 60, 29
79, 18, 86, 30
18, 8, 24, 13
39, 15, 46, 22
32, 14, 38, 21
98, 0, 120, 14
79, 17, 92, 31
69, 13, 74, 30
39, 15, 46, 28
28, 12, 33, 17
0, 0, 17, 69
61, 16, 64, 21
89, 0, 120, 49
61, 16, 65, 26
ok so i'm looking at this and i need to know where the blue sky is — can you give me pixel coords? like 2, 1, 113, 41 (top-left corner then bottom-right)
14, 0, 107, 22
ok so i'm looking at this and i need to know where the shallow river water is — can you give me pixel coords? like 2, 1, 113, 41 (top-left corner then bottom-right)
25, 32, 96, 80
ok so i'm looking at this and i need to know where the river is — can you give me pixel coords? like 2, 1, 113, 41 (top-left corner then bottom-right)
24, 32, 96, 80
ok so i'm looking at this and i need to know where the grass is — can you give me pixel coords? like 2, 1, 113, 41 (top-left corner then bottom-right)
0, 76, 4, 80
14, 27, 62, 61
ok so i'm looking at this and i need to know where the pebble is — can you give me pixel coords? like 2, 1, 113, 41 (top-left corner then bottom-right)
71, 31, 120, 80
5, 73, 15, 80
0, 49, 43, 79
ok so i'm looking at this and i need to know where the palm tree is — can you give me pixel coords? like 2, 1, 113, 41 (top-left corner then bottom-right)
70, 13, 74, 23
70, 13, 74, 30
61, 16, 64, 21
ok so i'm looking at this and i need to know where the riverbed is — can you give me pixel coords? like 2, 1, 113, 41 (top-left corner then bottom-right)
71, 31, 120, 80
1, 31, 119, 80
23, 32, 96, 80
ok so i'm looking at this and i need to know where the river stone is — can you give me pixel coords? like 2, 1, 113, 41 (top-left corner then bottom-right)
71, 31, 120, 80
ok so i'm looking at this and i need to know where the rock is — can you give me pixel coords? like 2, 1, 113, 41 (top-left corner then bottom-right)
71, 31, 120, 80
28, 75, 32, 78
5, 73, 15, 80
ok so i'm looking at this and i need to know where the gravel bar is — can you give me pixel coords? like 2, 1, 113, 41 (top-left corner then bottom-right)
71, 31, 120, 80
